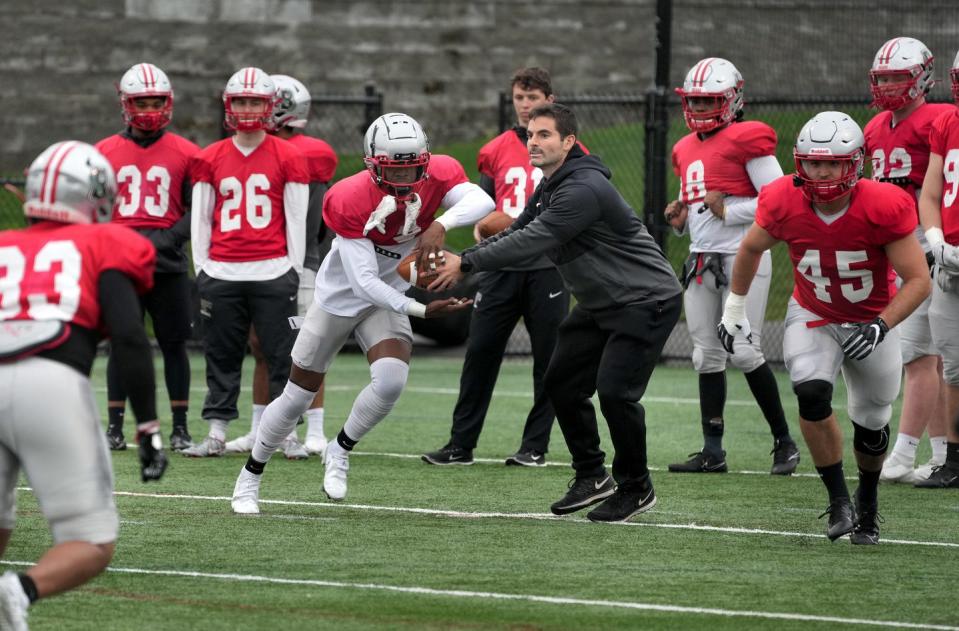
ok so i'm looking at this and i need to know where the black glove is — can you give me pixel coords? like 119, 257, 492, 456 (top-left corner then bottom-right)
136, 421, 168, 482
840, 316, 889, 361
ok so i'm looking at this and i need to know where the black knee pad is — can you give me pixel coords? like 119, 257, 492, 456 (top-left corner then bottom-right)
793, 379, 833, 422
853, 422, 890, 457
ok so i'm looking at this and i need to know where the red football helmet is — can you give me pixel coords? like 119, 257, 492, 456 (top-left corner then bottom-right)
117, 63, 174, 131
222, 67, 277, 132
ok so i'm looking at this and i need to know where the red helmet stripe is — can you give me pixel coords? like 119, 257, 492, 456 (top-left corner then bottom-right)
693, 58, 715, 87
41, 142, 79, 205
880, 38, 899, 65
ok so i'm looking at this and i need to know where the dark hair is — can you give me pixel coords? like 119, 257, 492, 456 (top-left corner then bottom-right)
528, 103, 577, 138
511, 67, 552, 97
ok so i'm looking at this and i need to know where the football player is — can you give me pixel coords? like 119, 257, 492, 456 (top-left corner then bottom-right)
230, 113, 493, 513
916, 48, 959, 489
422, 67, 570, 468
0, 142, 166, 628
665, 58, 799, 475
182, 67, 308, 457
226, 74, 338, 459
96, 62, 200, 453
863, 37, 954, 484
719, 112, 930, 544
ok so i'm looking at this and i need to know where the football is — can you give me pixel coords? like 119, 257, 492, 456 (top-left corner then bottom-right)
476, 212, 515, 240
396, 251, 440, 289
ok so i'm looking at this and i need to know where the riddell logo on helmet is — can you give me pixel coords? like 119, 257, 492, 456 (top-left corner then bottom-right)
808, 148, 833, 155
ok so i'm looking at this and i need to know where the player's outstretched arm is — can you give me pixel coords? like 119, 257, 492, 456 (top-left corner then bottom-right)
718, 223, 778, 353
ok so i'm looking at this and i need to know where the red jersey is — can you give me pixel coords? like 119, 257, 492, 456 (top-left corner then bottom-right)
285, 134, 337, 183
191, 135, 309, 263
929, 108, 959, 244
864, 103, 954, 199
0, 221, 154, 332
323, 154, 469, 247
672, 121, 777, 204
95, 132, 200, 229
756, 177, 916, 323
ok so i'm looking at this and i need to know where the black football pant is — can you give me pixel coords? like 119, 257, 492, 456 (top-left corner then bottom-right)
449, 268, 569, 453
545, 294, 682, 487
197, 270, 298, 421
107, 271, 192, 406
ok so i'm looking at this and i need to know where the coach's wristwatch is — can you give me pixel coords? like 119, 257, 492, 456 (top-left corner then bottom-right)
459, 258, 474, 273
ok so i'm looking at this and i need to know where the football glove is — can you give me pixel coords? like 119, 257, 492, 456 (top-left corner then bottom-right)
840, 316, 888, 361
135, 421, 168, 482
933, 242, 959, 274
717, 292, 751, 353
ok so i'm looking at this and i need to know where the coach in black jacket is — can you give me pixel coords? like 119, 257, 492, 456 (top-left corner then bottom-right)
431, 103, 683, 522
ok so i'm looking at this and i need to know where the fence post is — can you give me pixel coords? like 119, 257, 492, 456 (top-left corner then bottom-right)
643, 0, 673, 251
498, 91, 510, 133
364, 84, 383, 131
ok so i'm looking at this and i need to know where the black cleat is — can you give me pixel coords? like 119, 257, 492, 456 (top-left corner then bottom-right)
668, 450, 727, 473
421, 444, 474, 466
850, 492, 882, 545
819, 497, 856, 541
913, 465, 959, 488
586, 483, 657, 523
505, 450, 546, 467
106, 426, 126, 451
550, 474, 616, 515
169, 426, 193, 452
770, 438, 800, 475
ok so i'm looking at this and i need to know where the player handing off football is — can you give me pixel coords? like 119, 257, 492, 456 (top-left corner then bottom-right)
230, 113, 493, 513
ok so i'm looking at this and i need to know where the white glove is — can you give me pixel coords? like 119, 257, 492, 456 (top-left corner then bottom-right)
363, 195, 398, 236
717, 292, 752, 353
401, 193, 422, 236
926, 227, 959, 273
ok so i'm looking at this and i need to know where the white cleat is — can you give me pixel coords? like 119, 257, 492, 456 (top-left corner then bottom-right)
0, 571, 29, 631
304, 433, 328, 456
880, 452, 917, 484
224, 433, 255, 454
913, 457, 945, 483
181, 436, 226, 458
231, 468, 262, 515
283, 437, 310, 460
324, 442, 350, 501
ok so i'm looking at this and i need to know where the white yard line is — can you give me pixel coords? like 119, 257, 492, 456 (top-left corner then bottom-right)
0, 559, 953, 629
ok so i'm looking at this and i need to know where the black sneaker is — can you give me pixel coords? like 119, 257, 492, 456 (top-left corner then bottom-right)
913, 465, 959, 488
421, 444, 474, 466
106, 426, 126, 451
770, 438, 800, 475
668, 450, 727, 473
549, 474, 615, 515
505, 450, 546, 467
586, 484, 656, 523
850, 492, 882, 545
169, 426, 193, 452
818, 497, 856, 541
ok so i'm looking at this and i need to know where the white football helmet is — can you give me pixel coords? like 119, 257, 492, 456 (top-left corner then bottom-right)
222, 67, 276, 132
951, 49, 959, 104
869, 37, 935, 111
363, 113, 431, 199
793, 112, 865, 203
271, 74, 311, 129
24, 141, 116, 225
117, 63, 174, 131
675, 58, 744, 133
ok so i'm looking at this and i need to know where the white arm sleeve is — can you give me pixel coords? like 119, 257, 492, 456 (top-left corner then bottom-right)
284, 182, 309, 275
337, 237, 427, 317
723, 155, 784, 226
190, 182, 215, 275
435, 182, 496, 231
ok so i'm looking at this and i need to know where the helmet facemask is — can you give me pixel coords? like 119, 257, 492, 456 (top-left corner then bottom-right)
869, 67, 929, 111
122, 95, 173, 132
224, 96, 275, 132
793, 150, 864, 203
364, 155, 430, 200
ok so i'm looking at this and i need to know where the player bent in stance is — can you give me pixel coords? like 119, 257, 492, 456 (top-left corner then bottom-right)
915, 50, 959, 489
231, 113, 492, 513
719, 112, 930, 544
0, 142, 167, 629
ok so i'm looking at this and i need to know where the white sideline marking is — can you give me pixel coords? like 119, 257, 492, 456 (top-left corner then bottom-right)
0, 560, 953, 629
16, 488, 947, 549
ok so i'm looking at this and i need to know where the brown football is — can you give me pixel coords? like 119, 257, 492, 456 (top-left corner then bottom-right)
477, 212, 515, 240
396, 252, 439, 289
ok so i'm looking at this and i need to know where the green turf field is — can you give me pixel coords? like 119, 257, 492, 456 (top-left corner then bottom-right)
3, 352, 955, 630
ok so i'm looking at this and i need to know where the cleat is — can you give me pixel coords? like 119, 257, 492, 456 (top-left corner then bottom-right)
169, 426, 193, 452
850, 491, 882, 545
224, 433, 255, 454
282, 437, 309, 460
0, 572, 28, 631
587, 483, 656, 523
818, 497, 856, 541
770, 438, 800, 475
421, 444, 474, 466
668, 450, 727, 473
550, 474, 616, 515
304, 433, 328, 456
913, 465, 959, 488
231, 468, 262, 515
106, 425, 127, 451
879, 452, 917, 484
181, 436, 225, 458
912, 457, 945, 483
505, 449, 546, 467
323, 442, 350, 500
